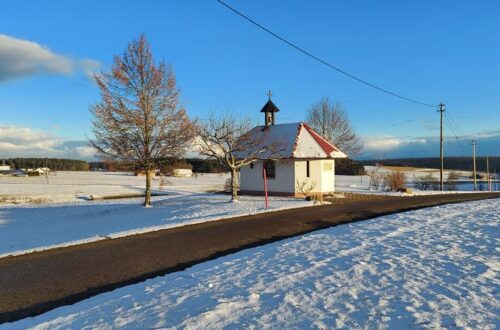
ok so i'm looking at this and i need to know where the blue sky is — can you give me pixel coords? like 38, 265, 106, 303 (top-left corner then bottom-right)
0, 0, 499, 159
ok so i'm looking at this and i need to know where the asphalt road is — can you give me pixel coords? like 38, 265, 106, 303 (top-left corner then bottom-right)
0, 192, 498, 324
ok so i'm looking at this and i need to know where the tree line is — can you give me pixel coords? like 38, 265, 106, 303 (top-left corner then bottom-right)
8, 157, 361, 176
5, 158, 89, 171
89, 158, 227, 173
359, 157, 500, 173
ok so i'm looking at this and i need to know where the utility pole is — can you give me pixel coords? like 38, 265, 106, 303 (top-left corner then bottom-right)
486, 156, 490, 191
472, 141, 477, 191
495, 168, 498, 191
438, 103, 445, 191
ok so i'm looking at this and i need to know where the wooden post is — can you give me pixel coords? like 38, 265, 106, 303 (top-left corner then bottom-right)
486, 156, 491, 191
263, 168, 269, 209
438, 103, 445, 191
495, 168, 498, 191
472, 141, 477, 191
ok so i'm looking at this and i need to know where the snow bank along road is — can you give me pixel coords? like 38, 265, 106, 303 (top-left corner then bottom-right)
0, 192, 498, 324
0, 194, 312, 258
6, 198, 499, 329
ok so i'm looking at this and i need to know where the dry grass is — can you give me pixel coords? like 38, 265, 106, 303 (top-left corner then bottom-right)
0, 195, 48, 204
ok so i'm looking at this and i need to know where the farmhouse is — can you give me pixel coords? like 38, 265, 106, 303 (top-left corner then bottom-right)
239, 96, 347, 196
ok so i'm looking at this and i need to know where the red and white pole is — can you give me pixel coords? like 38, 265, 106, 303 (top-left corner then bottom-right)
263, 168, 269, 209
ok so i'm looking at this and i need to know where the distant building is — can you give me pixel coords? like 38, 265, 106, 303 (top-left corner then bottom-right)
28, 167, 50, 175
134, 169, 159, 177
173, 169, 193, 177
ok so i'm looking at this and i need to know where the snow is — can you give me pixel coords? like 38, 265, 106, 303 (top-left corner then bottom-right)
7, 199, 499, 329
235, 122, 346, 159
335, 164, 488, 195
335, 174, 480, 196
0, 170, 493, 257
233, 123, 297, 159
0, 172, 312, 257
0, 171, 229, 204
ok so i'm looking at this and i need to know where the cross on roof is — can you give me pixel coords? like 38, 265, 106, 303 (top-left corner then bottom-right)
267, 90, 272, 100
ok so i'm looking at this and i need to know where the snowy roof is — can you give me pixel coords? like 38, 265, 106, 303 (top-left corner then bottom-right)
235, 122, 347, 159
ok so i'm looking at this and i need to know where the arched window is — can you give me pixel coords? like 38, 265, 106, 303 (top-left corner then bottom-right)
263, 160, 276, 179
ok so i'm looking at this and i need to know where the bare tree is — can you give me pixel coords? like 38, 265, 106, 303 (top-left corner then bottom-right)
306, 97, 362, 155
90, 34, 193, 206
368, 166, 384, 190
197, 113, 283, 201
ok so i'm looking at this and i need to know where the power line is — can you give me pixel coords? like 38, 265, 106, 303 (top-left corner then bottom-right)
444, 111, 478, 156
217, 0, 438, 108
444, 113, 465, 143
444, 112, 468, 155
446, 111, 469, 139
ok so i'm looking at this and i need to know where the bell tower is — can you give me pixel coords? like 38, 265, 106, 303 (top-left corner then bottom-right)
260, 90, 280, 127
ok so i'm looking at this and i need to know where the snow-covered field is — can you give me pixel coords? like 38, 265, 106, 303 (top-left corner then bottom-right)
0, 171, 311, 256
335, 175, 478, 196
0, 171, 229, 204
335, 165, 484, 195
0, 167, 484, 206
7, 199, 499, 329
0, 192, 312, 258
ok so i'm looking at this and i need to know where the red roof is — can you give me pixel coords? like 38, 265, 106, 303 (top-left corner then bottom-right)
300, 123, 340, 155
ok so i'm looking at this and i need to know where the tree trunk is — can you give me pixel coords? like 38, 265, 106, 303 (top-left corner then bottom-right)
231, 168, 238, 201
144, 169, 152, 207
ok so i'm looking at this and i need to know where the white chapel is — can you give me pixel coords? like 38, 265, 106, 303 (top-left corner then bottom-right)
239, 95, 347, 196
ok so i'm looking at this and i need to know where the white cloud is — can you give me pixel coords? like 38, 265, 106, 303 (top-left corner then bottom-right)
75, 146, 95, 158
472, 129, 500, 139
358, 130, 500, 159
78, 59, 101, 79
0, 125, 94, 159
362, 136, 427, 151
0, 34, 100, 82
0, 125, 60, 150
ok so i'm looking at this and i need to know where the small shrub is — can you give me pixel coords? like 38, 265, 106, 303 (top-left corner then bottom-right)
414, 173, 439, 191
383, 171, 406, 191
296, 179, 317, 197
445, 170, 458, 191
448, 170, 459, 181
471, 173, 484, 179
296, 179, 326, 204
